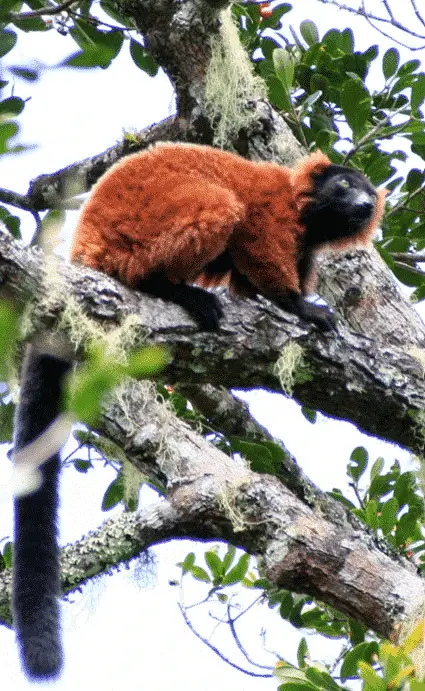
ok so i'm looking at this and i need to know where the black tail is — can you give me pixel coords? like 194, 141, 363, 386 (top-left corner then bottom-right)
13, 345, 71, 680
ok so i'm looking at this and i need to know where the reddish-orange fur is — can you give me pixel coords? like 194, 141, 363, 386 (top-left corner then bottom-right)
71, 143, 382, 301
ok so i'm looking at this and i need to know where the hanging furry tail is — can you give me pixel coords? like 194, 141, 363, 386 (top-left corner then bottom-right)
13, 343, 72, 680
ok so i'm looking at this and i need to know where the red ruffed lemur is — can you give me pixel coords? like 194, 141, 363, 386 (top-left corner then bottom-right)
13, 143, 386, 680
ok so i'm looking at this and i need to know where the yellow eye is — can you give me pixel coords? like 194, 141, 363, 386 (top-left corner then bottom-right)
338, 179, 350, 189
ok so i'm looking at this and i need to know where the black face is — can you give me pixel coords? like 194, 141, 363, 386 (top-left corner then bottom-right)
301, 164, 377, 247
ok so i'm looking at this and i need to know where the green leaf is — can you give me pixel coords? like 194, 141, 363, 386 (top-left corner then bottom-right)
12, 14, 48, 31
279, 591, 294, 618
8, 66, 39, 81
205, 550, 223, 579
129, 40, 158, 77
358, 662, 386, 691
277, 684, 318, 691
382, 48, 399, 79
273, 48, 294, 90
410, 682, 425, 691
73, 459, 93, 473
179, 552, 195, 574
347, 446, 368, 482
365, 499, 379, 530
395, 511, 420, 546
267, 75, 292, 111
100, 0, 129, 25
370, 457, 384, 482
68, 370, 119, 423
406, 169, 424, 192
66, 25, 124, 69
0, 302, 19, 377
261, 36, 281, 61
297, 638, 309, 668
305, 667, 342, 691
0, 96, 24, 117
222, 552, 250, 585
340, 641, 379, 681
411, 283, 425, 303
300, 20, 319, 46
398, 59, 421, 76
322, 28, 341, 54
230, 438, 279, 474
402, 621, 424, 655
412, 74, 425, 111
348, 618, 367, 645
2, 541, 12, 569
368, 472, 394, 501
0, 401, 15, 443
0, 0, 22, 21
0, 121, 18, 154
362, 45, 379, 63
274, 665, 312, 685
394, 472, 417, 508
222, 544, 236, 572
126, 345, 169, 378
0, 29, 17, 58
101, 473, 124, 511
393, 262, 424, 288
340, 79, 371, 140
380, 497, 399, 535
0, 205, 21, 238
301, 407, 317, 423
328, 489, 356, 510
340, 28, 354, 54
189, 565, 211, 583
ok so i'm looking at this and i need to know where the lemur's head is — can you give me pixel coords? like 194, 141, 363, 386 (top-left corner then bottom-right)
292, 152, 387, 249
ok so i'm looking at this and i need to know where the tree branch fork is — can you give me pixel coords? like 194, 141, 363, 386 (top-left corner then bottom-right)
0, 229, 424, 638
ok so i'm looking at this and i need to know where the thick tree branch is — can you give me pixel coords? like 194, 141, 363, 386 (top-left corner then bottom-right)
175, 383, 318, 505
0, 230, 424, 456
317, 249, 425, 347
0, 391, 422, 639
27, 116, 182, 210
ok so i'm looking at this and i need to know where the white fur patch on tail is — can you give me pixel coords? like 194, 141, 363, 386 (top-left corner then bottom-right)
13, 413, 74, 498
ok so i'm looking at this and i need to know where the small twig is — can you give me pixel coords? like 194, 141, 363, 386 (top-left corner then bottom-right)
185, 587, 219, 610
349, 481, 366, 510
381, 0, 395, 22
343, 104, 411, 164
9, 0, 78, 21
67, 9, 134, 32
314, 0, 425, 48
386, 184, 425, 217
227, 602, 274, 670
410, 0, 425, 30
232, 593, 264, 623
393, 261, 425, 277
362, 13, 424, 51
178, 604, 273, 678
390, 252, 425, 263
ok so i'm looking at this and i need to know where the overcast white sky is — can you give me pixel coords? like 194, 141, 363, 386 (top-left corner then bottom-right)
0, 1, 420, 688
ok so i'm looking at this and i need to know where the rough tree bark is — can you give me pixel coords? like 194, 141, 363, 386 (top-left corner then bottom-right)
0, 0, 424, 649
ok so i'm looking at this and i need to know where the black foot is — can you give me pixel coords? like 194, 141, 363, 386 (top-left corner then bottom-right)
139, 275, 223, 331
172, 283, 223, 331
300, 302, 336, 331
280, 292, 337, 332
